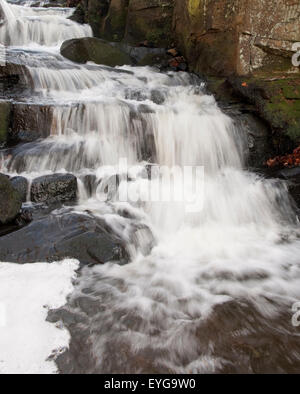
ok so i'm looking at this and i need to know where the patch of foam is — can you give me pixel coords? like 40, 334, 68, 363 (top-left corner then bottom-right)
0, 259, 79, 374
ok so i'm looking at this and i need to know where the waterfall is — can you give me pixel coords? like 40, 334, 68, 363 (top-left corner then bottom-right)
1, 0, 300, 374
0, 0, 91, 46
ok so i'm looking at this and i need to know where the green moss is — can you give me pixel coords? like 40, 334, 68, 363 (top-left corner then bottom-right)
250, 77, 300, 143
229, 74, 300, 146
265, 97, 300, 141
188, 0, 202, 18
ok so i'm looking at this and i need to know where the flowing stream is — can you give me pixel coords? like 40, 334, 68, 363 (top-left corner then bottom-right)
1, 0, 300, 374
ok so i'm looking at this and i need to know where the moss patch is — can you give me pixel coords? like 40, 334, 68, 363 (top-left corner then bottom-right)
228, 74, 300, 150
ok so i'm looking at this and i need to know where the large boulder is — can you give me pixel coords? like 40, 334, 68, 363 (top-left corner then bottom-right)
31, 173, 77, 204
60, 37, 133, 66
0, 173, 22, 225
0, 212, 128, 264
60, 37, 171, 67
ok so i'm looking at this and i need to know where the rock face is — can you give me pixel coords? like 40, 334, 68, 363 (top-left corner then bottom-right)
173, 0, 300, 76
69, 1, 300, 77
31, 173, 77, 204
124, 0, 174, 46
0, 173, 22, 225
207, 74, 300, 153
61, 37, 133, 66
10, 103, 53, 144
0, 62, 32, 95
70, 0, 174, 47
0, 212, 128, 264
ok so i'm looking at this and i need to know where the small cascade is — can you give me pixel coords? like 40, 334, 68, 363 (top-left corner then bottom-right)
0, 0, 91, 46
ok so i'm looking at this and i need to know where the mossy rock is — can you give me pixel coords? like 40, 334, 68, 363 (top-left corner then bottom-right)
0, 174, 22, 225
0, 101, 11, 145
229, 74, 300, 148
60, 37, 133, 66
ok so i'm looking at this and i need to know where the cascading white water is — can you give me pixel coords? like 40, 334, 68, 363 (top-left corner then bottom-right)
0, 0, 91, 46
2, 0, 300, 373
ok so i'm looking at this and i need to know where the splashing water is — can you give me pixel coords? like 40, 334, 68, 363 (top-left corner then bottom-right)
1, 0, 300, 373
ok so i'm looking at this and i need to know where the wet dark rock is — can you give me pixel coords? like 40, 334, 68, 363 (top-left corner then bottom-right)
0, 101, 11, 146
11, 176, 28, 202
0, 173, 22, 225
14, 208, 33, 227
9, 103, 53, 144
0, 212, 129, 264
0, 62, 32, 96
150, 89, 165, 105
232, 112, 273, 168
31, 173, 77, 204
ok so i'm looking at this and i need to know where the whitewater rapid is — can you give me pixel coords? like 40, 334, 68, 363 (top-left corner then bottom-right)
1, 0, 300, 373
